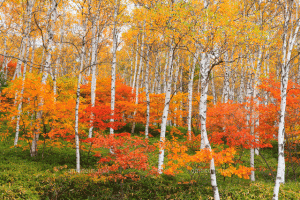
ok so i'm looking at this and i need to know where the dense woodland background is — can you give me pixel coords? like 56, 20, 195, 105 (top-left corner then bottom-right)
0, 0, 300, 199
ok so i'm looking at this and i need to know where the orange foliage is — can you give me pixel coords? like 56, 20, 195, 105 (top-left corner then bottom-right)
163, 127, 253, 179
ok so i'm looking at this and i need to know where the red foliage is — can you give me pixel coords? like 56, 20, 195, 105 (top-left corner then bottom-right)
81, 132, 157, 179
80, 77, 135, 131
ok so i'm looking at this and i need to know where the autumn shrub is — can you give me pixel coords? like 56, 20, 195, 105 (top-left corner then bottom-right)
80, 132, 158, 181
80, 77, 135, 133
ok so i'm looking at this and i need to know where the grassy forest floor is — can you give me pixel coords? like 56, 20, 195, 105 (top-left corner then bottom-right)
0, 124, 300, 200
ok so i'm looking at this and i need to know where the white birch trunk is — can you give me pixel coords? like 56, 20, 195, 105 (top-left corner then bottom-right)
273, 64, 290, 200
131, 37, 139, 93
222, 51, 230, 103
197, 69, 201, 95
1, 37, 7, 82
253, 48, 263, 155
157, 59, 162, 94
273, 2, 300, 198
129, 58, 133, 87
54, 4, 66, 101
88, 13, 100, 138
15, 0, 35, 146
131, 28, 144, 134
152, 56, 159, 93
229, 71, 236, 102
29, 38, 36, 73
199, 52, 220, 200
200, 53, 211, 149
14, 41, 26, 80
246, 71, 255, 181
140, 62, 144, 89
163, 51, 169, 93
158, 43, 174, 174
14, 37, 30, 146
173, 58, 180, 127
74, 12, 90, 173
39, 48, 45, 74
145, 46, 150, 139
110, 0, 119, 136
179, 67, 183, 123
31, 0, 57, 157
187, 51, 198, 140
211, 71, 216, 105
238, 68, 245, 103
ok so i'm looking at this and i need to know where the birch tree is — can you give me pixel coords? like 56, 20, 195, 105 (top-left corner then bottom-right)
53, 3, 66, 101
31, 0, 58, 156
199, 52, 220, 200
14, 0, 35, 146
88, 0, 102, 138
110, 0, 119, 136
145, 45, 150, 138
187, 51, 198, 140
131, 27, 144, 134
158, 42, 174, 174
273, 1, 300, 199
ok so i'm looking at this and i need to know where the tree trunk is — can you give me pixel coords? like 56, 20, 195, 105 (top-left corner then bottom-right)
158, 43, 174, 174
31, 0, 57, 157
29, 38, 36, 73
131, 37, 139, 93
54, 4, 66, 101
163, 51, 169, 93
15, 0, 35, 146
211, 71, 216, 105
131, 27, 144, 134
110, 0, 119, 136
88, 12, 100, 138
187, 51, 198, 140
253, 48, 263, 155
145, 46, 150, 139
246, 71, 255, 181
238, 67, 245, 103
1, 37, 7, 83
222, 51, 230, 103
273, 2, 299, 198
199, 52, 220, 200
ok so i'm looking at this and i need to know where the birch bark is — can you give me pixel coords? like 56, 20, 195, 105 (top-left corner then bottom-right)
273, 2, 300, 198
246, 72, 255, 181
211, 71, 216, 105
14, 0, 36, 79
29, 38, 35, 73
131, 37, 139, 93
253, 48, 263, 155
187, 51, 198, 140
54, 4, 66, 101
88, 2, 101, 138
145, 46, 150, 139
222, 51, 230, 103
74, 17, 88, 173
1, 37, 7, 81
110, 0, 119, 136
199, 52, 220, 200
163, 51, 169, 93
15, 0, 35, 146
158, 43, 174, 174
131, 29, 144, 134
31, 0, 57, 157
173, 57, 180, 126
238, 67, 245, 103
153, 56, 159, 93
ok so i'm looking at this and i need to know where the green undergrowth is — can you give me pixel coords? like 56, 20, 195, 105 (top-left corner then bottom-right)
0, 127, 299, 199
